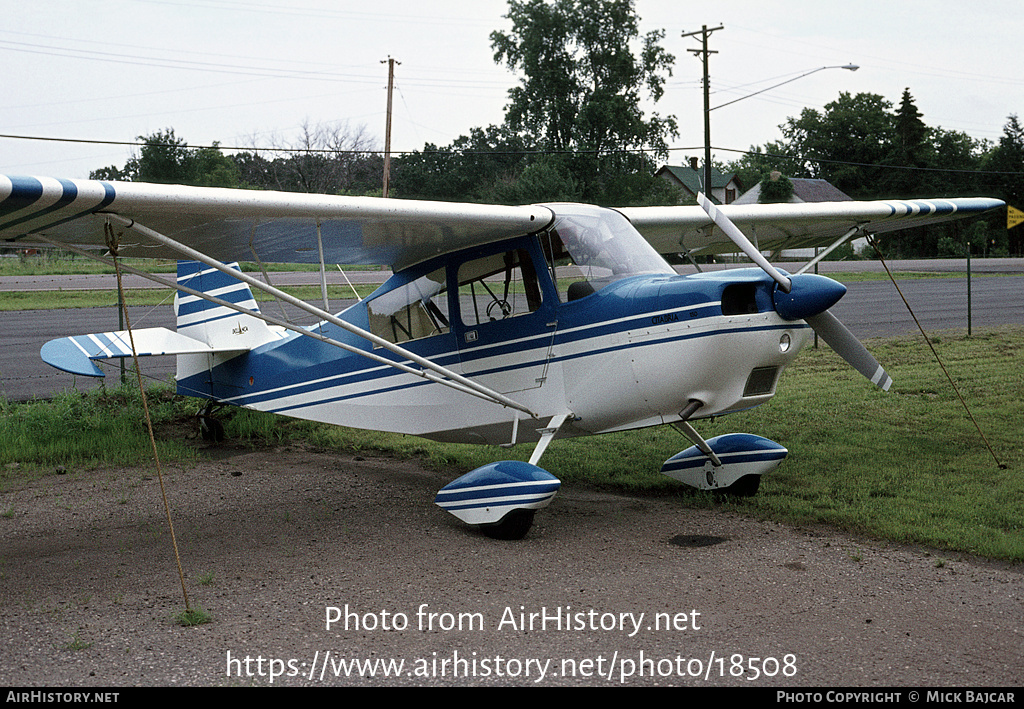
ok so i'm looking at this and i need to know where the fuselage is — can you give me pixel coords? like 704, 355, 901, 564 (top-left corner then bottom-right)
176, 206, 815, 446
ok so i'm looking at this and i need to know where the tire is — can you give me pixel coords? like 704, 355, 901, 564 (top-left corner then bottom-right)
480, 509, 536, 540
716, 474, 760, 498
199, 416, 225, 443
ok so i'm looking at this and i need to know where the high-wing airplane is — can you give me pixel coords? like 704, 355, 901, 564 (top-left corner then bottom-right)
0, 175, 1004, 538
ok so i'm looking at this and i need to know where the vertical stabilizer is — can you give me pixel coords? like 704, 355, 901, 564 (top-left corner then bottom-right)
174, 261, 284, 385
175, 261, 275, 348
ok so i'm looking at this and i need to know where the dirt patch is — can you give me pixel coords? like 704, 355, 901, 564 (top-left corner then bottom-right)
1, 444, 1020, 687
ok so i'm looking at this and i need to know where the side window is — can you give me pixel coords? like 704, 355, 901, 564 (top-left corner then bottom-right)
458, 249, 543, 326
539, 229, 590, 303
367, 267, 450, 346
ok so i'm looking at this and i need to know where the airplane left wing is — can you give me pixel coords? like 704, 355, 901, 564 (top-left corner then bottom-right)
0, 176, 554, 271
618, 198, 1005, 256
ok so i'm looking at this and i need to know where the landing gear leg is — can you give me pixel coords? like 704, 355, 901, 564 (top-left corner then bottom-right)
197, 402, 226, 443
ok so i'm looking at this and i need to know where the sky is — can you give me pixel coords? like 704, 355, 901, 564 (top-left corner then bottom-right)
2, 0, 1022, 182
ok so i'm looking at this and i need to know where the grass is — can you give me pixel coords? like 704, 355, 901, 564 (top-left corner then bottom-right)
173, 606, 213, 627
1, 328, 1021, 561
0, 252, 385, 276
0, 386, 199, 475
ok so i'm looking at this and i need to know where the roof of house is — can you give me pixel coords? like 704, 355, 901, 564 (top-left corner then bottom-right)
733, 178, 853, 204
655, 164, 741, 197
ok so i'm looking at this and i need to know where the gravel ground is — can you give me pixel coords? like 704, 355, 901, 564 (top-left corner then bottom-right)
0, 443, 1021, 688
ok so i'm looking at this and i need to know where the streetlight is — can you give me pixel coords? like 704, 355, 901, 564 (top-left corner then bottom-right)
710, 64, 860, 112
683, 24, 858, 200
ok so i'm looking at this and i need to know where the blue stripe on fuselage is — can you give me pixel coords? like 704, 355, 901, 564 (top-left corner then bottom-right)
181, 269, 789, 413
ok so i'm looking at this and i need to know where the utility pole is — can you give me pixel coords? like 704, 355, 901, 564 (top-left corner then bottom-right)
681, 25, 723, 198
381, 56, 400, 198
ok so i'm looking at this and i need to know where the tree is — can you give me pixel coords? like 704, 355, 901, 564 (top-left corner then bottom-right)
391, 124, 534, 203
489, 0, 678, 204
984, 114, 1024, 255
757, 172, 794, 203
725, 140, 804, 195
887, 88, 929, 196
894, 89, 928, 166
90, 128, 241, 188
236, 120, 382, 195
779, 92, 897, 198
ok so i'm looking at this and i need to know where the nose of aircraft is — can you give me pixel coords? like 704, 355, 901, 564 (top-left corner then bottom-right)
772, 273, 848, 321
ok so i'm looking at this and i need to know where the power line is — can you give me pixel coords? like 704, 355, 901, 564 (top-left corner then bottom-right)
0, 131, 1021, 177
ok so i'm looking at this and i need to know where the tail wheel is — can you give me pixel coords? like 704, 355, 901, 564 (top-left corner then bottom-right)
199, 415, 225, 443
197, 402, 226, 443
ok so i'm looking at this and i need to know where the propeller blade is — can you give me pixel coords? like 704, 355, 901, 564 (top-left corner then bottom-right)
697, 192, 792, 293
806, 310, 893, 391
694, 192, 890, 391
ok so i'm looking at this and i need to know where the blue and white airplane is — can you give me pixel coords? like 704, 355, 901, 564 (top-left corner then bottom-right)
0, 175, 1004, 538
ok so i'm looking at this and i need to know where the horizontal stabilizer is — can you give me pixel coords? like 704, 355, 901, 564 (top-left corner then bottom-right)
40, 327, 234, 378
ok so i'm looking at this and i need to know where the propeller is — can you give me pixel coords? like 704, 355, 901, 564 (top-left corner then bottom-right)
697, 192, 893, 391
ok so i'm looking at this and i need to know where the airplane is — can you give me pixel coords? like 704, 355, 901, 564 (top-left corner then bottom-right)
0, 174, 1004, 539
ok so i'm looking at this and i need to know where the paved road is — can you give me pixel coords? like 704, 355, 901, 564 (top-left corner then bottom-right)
2, 264, 1022, 402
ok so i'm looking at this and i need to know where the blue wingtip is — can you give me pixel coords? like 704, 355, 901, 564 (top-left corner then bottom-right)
40, 338, 105, 377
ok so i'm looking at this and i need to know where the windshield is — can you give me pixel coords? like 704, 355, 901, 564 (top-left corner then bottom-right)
540, 205, 675, 300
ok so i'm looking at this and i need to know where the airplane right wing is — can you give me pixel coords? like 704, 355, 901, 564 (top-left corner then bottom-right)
617, 198, 1006, 256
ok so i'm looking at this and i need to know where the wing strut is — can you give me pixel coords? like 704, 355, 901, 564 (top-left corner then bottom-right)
47, 221, 541, 419
794, 225, 863, 276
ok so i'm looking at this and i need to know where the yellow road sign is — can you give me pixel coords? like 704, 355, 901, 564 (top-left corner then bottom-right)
1009, 205, 1024, 229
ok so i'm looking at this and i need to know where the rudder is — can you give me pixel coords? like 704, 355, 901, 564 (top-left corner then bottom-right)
174, 260, 284, 386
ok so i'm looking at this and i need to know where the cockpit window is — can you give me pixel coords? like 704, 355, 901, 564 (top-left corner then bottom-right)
457, 248, 543, 326
539, 205, 675, 301
367, 267, 450, 346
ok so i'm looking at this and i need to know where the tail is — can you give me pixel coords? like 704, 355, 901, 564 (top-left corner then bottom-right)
40, 260, 284, 395
174, 260, 285, 386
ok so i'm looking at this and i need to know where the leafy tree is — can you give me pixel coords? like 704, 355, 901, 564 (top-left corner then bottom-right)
391, 125, 533, 203
90, 128, 241, 188
491, 0, 676, 155
779, 92, 897, 198
758, 172, 794, 203
724, 141, 803, 197
488, 0, 678, 204
984, 114, 1024, 255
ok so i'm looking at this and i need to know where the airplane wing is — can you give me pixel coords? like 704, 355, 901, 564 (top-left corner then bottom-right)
617, 198, 1006, 256
0, 175, 554, 271
0, 175, 1003, 267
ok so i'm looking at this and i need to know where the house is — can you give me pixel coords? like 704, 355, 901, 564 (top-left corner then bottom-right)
655, 158, 742, 205
733, 176, 852, 204
735, 176, 859, 258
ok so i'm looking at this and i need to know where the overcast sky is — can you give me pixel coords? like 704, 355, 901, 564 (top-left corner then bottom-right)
2, 0, 1021, 183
